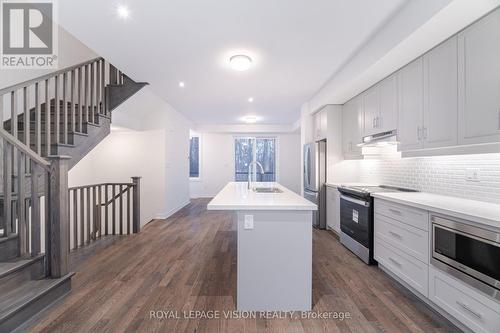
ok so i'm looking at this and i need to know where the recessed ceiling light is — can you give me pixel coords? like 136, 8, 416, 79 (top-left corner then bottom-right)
230, 55, 252, 71
242, 115, 258, 124
248, 97, 254, 103
117, 5, 130, 19
179, 81, 185, 88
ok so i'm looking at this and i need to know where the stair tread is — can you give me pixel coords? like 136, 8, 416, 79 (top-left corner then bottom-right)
0, 255, 44, 280
0, 273, 73, 321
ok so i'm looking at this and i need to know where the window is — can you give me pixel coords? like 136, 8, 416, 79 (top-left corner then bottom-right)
189, 135, 200, 179
234, 137, 276, 182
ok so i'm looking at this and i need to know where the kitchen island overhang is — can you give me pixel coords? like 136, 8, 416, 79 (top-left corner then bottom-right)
208, 182, 317, 311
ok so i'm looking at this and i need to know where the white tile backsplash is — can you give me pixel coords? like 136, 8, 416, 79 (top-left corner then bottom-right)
358, 153, 500, 204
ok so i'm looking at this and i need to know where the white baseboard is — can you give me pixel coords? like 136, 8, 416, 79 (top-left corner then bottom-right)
158, 199, 191, 219
190, 194, 216, 199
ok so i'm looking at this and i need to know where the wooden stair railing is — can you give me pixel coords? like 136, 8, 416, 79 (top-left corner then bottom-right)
0, 58, 146, 332
0, 57, 145, 271
0, 57, 107, 152
0, 128, 70, 278
68, 177, 141, 251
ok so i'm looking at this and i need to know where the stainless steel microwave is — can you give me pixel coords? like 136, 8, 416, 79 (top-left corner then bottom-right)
431, 214, 500, 302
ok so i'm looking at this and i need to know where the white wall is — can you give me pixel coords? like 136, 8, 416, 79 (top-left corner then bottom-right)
69, 87, 193, 225
190, 132, 301, 198
69, 129, 166, 225
0, 26, 98, 89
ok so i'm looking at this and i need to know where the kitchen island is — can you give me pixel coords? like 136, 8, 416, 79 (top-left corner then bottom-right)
208, 182, 317, 311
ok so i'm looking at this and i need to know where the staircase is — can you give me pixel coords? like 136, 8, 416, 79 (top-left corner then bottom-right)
0, 57, 147, 332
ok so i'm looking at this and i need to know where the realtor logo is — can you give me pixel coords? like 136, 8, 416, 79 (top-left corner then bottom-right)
1, 0, 58, 68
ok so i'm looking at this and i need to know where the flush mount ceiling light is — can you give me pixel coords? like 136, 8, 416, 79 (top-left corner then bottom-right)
242, 115, 258, 124
248, 97, 254, 102
179, 81, 185, 88
230, 55, 252, 71
117, 5, 130, 19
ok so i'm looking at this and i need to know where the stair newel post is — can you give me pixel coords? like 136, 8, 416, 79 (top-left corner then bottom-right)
47, 156, 71, 278
131, 177, 141, 233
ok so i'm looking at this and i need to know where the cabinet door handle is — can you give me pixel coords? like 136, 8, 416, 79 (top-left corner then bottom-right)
456, 301, 482, 319
389, 231, 402, 239
497, 108, 500, 130
389, 257, 402, 267
389, 208, 402, 215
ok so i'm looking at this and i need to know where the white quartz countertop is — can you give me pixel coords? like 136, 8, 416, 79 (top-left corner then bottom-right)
372, 192, 500, 229
207, 182, 317, 211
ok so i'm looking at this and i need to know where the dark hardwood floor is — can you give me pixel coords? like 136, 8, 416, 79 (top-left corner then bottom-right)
26, 199, 459, 332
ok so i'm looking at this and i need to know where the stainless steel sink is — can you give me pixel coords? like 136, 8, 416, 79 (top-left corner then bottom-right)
253, 187, 283, 193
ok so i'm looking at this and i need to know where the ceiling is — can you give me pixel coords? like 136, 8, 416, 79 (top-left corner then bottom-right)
58, 0, 409, 125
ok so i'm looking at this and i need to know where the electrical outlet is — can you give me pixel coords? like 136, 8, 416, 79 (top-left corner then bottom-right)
244, 215, 254, 229
465, 168, 481, 182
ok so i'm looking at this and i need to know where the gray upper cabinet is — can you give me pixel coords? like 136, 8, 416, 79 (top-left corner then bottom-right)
458, 9, 500, 145
341, 7, 500, 158
313, 107, 328, 141
378, 74, 398, 133
362, 74, 398, 138
342, 96, 362, 158
423, 36, 458, 149
363, 86, 379, 137
398, 58, 424, 151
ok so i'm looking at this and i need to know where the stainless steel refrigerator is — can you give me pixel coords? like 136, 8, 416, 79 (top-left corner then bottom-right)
303, 140, 327, 229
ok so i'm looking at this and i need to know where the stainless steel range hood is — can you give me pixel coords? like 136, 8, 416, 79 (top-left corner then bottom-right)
357, 129, 398, 147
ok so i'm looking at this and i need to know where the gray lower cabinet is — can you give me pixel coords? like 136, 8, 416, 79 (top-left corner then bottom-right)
374, 198, 500, 333
429, 266, 500, 333
374, 199, 429, 297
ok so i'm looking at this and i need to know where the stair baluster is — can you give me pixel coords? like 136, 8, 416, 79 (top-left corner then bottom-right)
34, 82, 41, 155
67, 179, 140, 250
62, 72, 68, 144
78, 67, 83, 133
54, 75, 60, 145
44, 79, 50, 155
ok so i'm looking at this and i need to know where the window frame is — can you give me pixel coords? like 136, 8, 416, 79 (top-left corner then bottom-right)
233, 136, 279, 183
189, 133, 202, 181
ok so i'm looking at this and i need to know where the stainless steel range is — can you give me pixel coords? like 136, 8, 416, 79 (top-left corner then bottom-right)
338, 185, 418, 264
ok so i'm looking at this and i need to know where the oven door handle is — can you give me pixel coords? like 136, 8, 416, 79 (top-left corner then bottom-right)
340, 195, 370, 207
